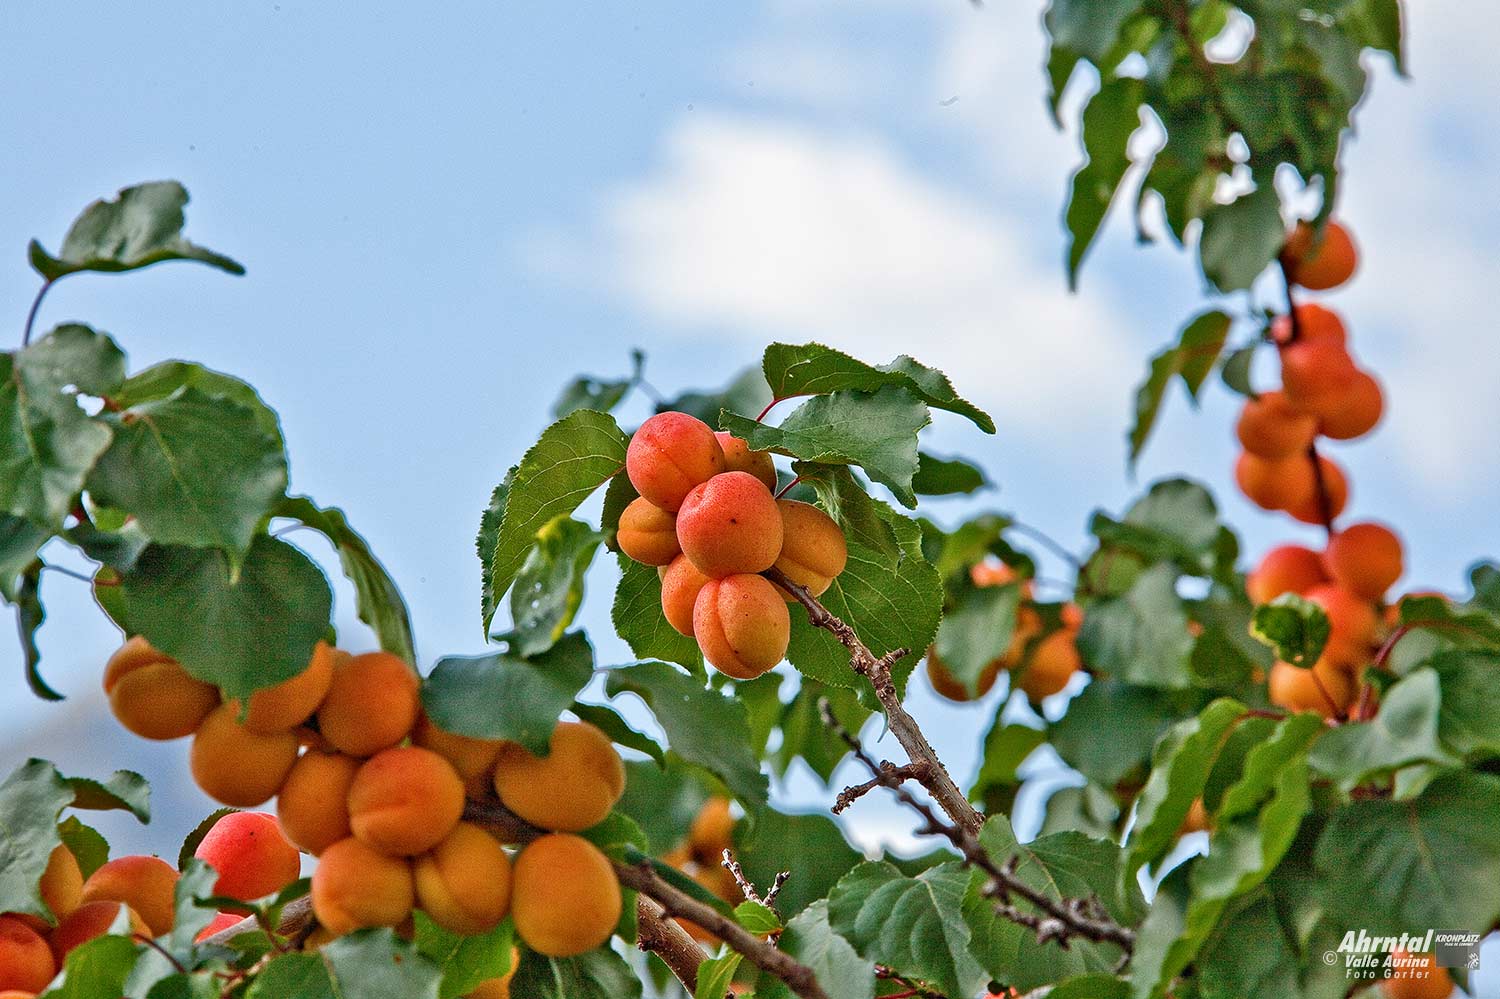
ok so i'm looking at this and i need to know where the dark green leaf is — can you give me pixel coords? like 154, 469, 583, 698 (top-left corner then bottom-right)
1199, 184, 1285, 293
39, 931, 140, 999
758, 899, 873, 999
1045, 0, 1145, 62
1050, 678, 1192, 787
0, 515, 49, 603
773, 680, 870, 783
570, 703, 666, 767
1128, 310, 1231, 462
1077, 563, 1194, 688
911, 452, 989, 496
322, 929, 442, 999
67, 770, 150, 821
508, 947, 643, 999
245, 953, 336, 999
1090, 478, 1224, 571
1431, 650, 1500, 758
111, 362, 280, 436
58, 816, 109, 880
0, 759, 74, 922
610, 553, 703, 674
1250, 593, 1331, 666
552, 351, 641, 419
411, 912, 514, 999
932, 582, 1020, 697
1040, 782, 1122, 839
970, 720, 1046, 815
502, 517, 601, 655
736, 809, 862, 918
1307, 669, 1452, 787
1219, 344, 1258, 397
1066, 77, 1143, 287
17, 561, 60, 700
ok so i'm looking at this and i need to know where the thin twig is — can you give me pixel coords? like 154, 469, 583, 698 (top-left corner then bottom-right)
722, 848, 788, 916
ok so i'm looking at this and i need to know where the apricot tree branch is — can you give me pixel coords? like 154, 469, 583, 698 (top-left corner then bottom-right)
763, 566, 984, 836
635, 895, 707, 993
722, 849, 788, 915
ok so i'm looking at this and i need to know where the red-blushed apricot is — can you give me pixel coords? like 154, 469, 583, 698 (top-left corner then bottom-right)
14, 844, 84, 932
465, 948, 521, 999
1380, 950, 1453, 999
1060, 603, 1085, 631
316, 651, 420, 757
688, 797, 734, 866
80, 855, 178, 936
194, 911, 244, 942
348, 747, 466, 856
676, 472, 784, 577
771, 500, 847, 599
1287, 456, 1349, 525
0, 916, 54, 993
493, 721, 625, 833
715, 432, 777, 492
1319, 370, 1384, 440
1235, 391, 1317, 460
413, 823, 512, 935
1279, 339, 1358, 409
1247, 545, 1328, 604
1282, 220, 1358, 291
971, 560, 1038, 599
926, 650, 1001, 703
1016, 629, 1082, 702
1306, 583, 1380, 666
692, 574, 791, 680
1235, 452, 1315, 512
1268, 659, 1355, 718
626, 412, 727, 512
1325, 522, 1404, 601
103, 636, 220, 741
0, 991, 38, 999
190, 702, 300, 807
660, 554, 711, 637
236, 642, 339, 735
1271, 303, 1348, 347
48, 901, 149, 962
616, 497, 681, 566
277, 751, 360, 856
412, 714, 505, 798
310, 837, 415, 936
510, 834, 621, 957
193, 812, 302, 906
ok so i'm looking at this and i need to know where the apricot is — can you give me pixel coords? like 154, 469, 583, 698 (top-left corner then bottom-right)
660, 554, 711, 637
277, 751, 360, 856
48, 901, 149, 962
926, 650, 1001, 703
103, 636, 220, 741
1319, 370, 1383, 441
676, 472, 784, 577
688, 797, 735, 865
190, 702, 300, 807
466, 949, 520, 999
413, 713, 505, 797
1306, 583, 1379, 667
1270, 303, 1348, 347
1380, 950, 1453, 999
1279, 339, 1358, 410
771, 500, 847, 599
692, 574, 791, 680
80, 855, 178, 936
1247, 545, 1328, 605
616, 497, 681, 567
348, 746, 466, 856
14, 844, 83, 932
0, 916, 54, 993
1287, 456, 1349, 525
194, 911, 244, 942
310, 837, 414, 936
194, 812, 301, 906
510, 834, 621, 957
1235, 391, 1316, 460
625, 411, 727, 512
1282, 220, 1358, 291
316, 651, 420, 757
1234, 452, 1315, 512
1324, 522, 1403, 601
413, 823, 512, 935
1060, 603, 1084, 630
493, 721, 624, 832
1268, 659, 1354, 718
236, 642, 339, 735
970, 560, 1028, 592
1016, 629, 1082, 701
715, 432, 777, 492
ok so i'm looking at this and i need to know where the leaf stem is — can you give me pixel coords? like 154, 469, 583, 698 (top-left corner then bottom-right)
21, 280, 52, 347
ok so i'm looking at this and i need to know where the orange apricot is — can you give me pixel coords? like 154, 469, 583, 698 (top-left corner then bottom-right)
194, 911, 244, 942
1287, 456, 1349, 525
1271, 303, 1348, 347
190, 702, 299, 807
616, 497, 681, 567
193, 812, 301, 906
1306, 584, 1379, 665
1247, 545, 1328, 604
692, 574, 791, 680
1235, 391, 1317, 460
676, 471, 784, 577
625, 412, 727, 513
309, 837, 414, 936
1016, 629, 1082, 701
236, 642, 339, 735
660, 554, 711, 637
15, 844, 84, 931
102, 636, 220, 741
1060, 603, 1085, 631
715, 432, 777, 492
80, 855, 178, 936
510, 834, 621, 957
48, 901, 149, 962
277, 751, 360, 856
688, 797, 735, 865
1381, 950, 1453, 999
0, 916, 54, 993
316, 651, 420, 757
771, 500, 847, 599
1279, 339, 1358, 410
1325, 522, 1404, 601
413, 823, 512, 935
348, 747, 466, 856
1268, 659, 1355, 718
926, 651, 1001, 703
1319, 370, 1384, 441
1282, 220, 1358, 291
412, 714, 505, 797
493, 721, 625, 833
1234, 452, 1315, 512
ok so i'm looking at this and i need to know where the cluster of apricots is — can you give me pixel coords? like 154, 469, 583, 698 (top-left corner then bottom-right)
619, 411, 849, 679
95, 635, 631, 983
660, 797, 741, 944
925, 561, 1084, 705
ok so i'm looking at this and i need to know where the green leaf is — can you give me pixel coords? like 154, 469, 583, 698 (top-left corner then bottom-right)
38, 931, 140, 999
322, 929, 442, 999
58, 816, 109, 880
1045, 0, 1144, 62
1128, 310, 1231, 463
161, 860, 221, 955
736, 810, 862, 918
1431, 650, 1500, 757
1089, 478, 1225, 572
1077, 563, 1194, 688
0, 515, 49, 602
16, 560, 60, 700
1050, 679, 1194, 788
911, 452, 989, 496
1040, 782, 1122, 839
67, 770, 150, 821
758, 899, 874, 999
421, 631, 595, 755
272, 496, 416, 665
1194, 890, 1305, 999
508, 947, 643, 999
760, 342, 994, 433
615, 759, 714, 854
610, 553, 704, 674
969, 720, 1046, 815
1219, 344, 1258, 397
480, 410, 628, 632
1340, 0, 1406, 74
660, 365, 773, 426
605, 661, 769, 805
1066, 77, 1143, 287
552, 351, 641, 419
772, 680, 870, 783
1250, 593, 1331, 666
29, 181, 243, 281
122, 536, 333, 702
1215, 712, 1323, 820
411, 912, 514, 999
245, 953, 336, 999
734, 900, 782, 934
1049, 975, 1132, 999
1199, 184, 1285, 293
695, 952, 743, 999
933, 582, 1020, 698
1307, 669, 1452, 787
570, 703, 666, 767
501, 517, 602, 656
0, 759, 75, 922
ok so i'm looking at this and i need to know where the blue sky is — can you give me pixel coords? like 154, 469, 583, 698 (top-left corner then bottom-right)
3, 0, 1497, 955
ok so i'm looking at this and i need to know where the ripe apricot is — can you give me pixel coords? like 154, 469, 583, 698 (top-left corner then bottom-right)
190, 702, 299, 807
1268, 659, 1354, 718
926, 651, 1001, 703
1234, 452, 1315, 512
236, 642, 338, 735
103, 636, 220, 741
510, 834, 621, 957
277, 751, 360, 856
660, 554, 711, 637
0, 916, 54, 993
772, 500, 847, 599
310, 837, 415, 935
1324, 522, 1403, 601
1016, 629, 1082, 701
413, 823, 512, 935
1247, 545, 1328, 605
80, 855, 178, 936
1270, 303, 1348, 347
316, 651, 420, 757
1060, 603, 1084, 630
1282, 220, 1358, 291
466, 949, 520, 999
676, 472, 784, 577
15, 844, 83, 931
413, 713, 505, 797
1319, 370, 1383, 441
715, 432, 777, 492
1305, 583, 1379, 668
1235, 391, 1316, 460
493, 721, 624, 833
348, 747, 466, 856
48, 901, 149, 962
1380, 950, 1453, 999
626, 412, 727, 512
194, 911, 244, 942
616, 497, 681, 566
1287, 456, 1349, 525
692, 574, 791, 680
970, 560, 1028, 591
688, 797, 734, 865
194, 812, 301, 906
1279, 339, 1358, 409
